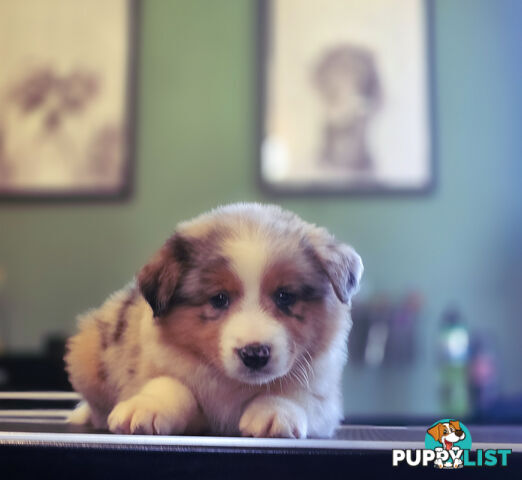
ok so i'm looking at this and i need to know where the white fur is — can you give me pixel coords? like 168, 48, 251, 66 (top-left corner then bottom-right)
219, 235, 292, 384
220, 308, 291, 385
107, 376, 199, 435
239, 395, 308, 438
67, 401, 91, 425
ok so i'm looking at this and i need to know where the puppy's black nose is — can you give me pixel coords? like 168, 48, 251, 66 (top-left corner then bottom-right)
237, 343, 271, 370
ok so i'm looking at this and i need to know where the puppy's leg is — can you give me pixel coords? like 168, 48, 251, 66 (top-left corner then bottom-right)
239, 395, 308, 439
68, 401, 91, 425
107, 376, 199, 435
68, 401, 108, 429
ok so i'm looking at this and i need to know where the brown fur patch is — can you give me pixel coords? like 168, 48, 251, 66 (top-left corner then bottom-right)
180, 258, 243, 310
113, 288, 138, 342
261, 255, 329, 303
65, 325, 111, 414
260, 252, 343, 363
159, 304, 226, 373
126, 344, 141, 377
138, 230, 233, 317
157, 257, 244, 373
137, 235, 188, 317
96, 317, 109, 350
98, 363, 108, 382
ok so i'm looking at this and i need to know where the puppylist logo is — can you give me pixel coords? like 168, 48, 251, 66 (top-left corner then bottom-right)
425, 420, 471, 469
393, 419, 512, 469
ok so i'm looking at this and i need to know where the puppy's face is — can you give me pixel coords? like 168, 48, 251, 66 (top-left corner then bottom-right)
428, 421, 466, 446
138, 204, 363, 385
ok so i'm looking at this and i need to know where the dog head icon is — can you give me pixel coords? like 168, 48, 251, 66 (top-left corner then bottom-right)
427, 420, 466, 451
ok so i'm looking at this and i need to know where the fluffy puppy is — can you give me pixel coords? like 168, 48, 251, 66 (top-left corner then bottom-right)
65, 203, 363, 438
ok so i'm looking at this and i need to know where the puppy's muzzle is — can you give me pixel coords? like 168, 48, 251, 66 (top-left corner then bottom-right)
237, 343, 271, 370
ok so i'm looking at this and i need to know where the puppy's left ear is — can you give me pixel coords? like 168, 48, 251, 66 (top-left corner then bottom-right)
310, 229, 364, 304
137, 234, 190, 318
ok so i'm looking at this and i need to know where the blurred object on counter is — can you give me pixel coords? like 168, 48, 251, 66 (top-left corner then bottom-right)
349, 291, 422, 367
384, 292, 423, 364
438, 306, 470, 416
364, 295, 391, 367
469, 330, 500, 415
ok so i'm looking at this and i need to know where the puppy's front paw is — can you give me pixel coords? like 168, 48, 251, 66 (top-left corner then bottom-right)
239, 396, 307, 438
108, 394, 187, 435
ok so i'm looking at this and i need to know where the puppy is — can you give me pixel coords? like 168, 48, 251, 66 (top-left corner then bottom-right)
65, 203, 363, 438
427, 420, 466, 468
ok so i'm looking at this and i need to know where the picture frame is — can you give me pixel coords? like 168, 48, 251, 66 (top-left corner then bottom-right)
258, 0, 435, 195
0, 0, 138, 201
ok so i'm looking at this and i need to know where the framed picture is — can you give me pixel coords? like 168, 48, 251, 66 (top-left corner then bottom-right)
0, 0, 137, 200
258, 0, 433, 194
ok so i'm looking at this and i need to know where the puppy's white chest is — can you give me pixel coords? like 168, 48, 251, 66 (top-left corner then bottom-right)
190, 368, 252, 434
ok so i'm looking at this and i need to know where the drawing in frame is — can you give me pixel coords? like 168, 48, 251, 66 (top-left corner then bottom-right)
258, 0, 433, 194
0, 0, 137, 200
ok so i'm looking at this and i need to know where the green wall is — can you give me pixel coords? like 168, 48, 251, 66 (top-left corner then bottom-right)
0, 0, 521, 416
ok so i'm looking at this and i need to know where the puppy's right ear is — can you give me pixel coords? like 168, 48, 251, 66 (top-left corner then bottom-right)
427, 424, 443, 443
137, 234, 190, 318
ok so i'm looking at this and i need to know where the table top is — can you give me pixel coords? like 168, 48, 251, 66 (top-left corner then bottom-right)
1, 391, 522, 453
1, 420, 521, 453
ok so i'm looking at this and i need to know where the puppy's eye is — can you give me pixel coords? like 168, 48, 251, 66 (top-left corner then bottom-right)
209, 292, 229, 310
274, 289, 297, 309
